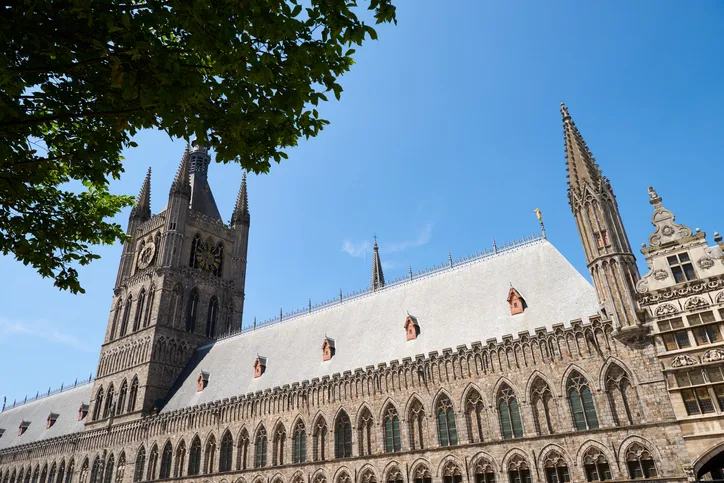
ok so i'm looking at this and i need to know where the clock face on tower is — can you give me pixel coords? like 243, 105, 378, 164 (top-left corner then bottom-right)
195, 241, 222, 272
137, 241, 156, 270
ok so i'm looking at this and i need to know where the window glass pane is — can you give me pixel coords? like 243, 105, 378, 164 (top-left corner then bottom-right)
641, 460, 657, 478
663, 333, 677, 351
707, 367, 724, 383
687, 315, 702, 326
447, 410, 458, 445
627, 461, 642, 479
498, 401, 512, 439
671, 267, 685, 283
545, 468, 557, 483
658, 321, 671, 331
683, 263, 696, 281
509, 399, 523, 438
437, 411, 449, 446
569, 391, 586, 431
694, 327, 709, 345
675, 373, 691, 387
679, 253, 690, 262
600, 464, 612, 481
714, 385, 724, 411
670, 318, 684, 329
701, 312, 715, 323
667, 256, 678, 265
689, 370, 705, 386
707, 325, 722, 342
682, 390, 701, 415
384, 419, 393, 453
697, 388, 715, 413
675, 331, 691, 349
581, 387, 599, 429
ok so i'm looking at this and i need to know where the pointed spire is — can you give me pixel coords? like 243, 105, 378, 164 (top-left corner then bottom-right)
170, 144, 191, 196
371, 237, 385, 291
561, 102, 604, 194
232, 171, 251, 226
131, 168, 152, 220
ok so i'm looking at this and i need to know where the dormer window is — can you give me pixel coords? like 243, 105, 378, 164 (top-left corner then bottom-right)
197, 371, 210, 392
46, 413, 59, 429
78, 404, 89, 421
507, 287, 527, 315
18, 421, 30, 436
322, 337, 336, 361
254, 356, 267, 378
668, 253, 696, 283
404, 315, 420, 341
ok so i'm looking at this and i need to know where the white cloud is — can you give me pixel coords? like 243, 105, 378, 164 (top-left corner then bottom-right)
0, 318, 93, 353
383, 222, 433, 253
341, 239, 371, 258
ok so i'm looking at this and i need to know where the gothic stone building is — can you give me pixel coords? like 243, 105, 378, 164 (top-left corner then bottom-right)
1, 105, 724, 483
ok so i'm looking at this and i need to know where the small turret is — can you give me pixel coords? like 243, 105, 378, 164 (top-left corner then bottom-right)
131, 168, 152, 221
232, 172, 251, 227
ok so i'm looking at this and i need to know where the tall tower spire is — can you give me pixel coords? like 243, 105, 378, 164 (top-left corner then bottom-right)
562, 103, 644, 344
232, 171, 251, 226
371, 237, 385, 291
170, 145, 191, 195
131, 168, 152, 220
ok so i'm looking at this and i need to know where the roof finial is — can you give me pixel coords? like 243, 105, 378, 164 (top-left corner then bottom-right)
371, 236, 385, 291
560, 102, 571, 121
534, 207, 546, 239
232, 171, 251, 226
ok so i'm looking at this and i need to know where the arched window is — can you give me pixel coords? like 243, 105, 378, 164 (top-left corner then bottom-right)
531, 377, 556, 435
465, 389, 485, 443
213, 243, 224, 277
103, 454, 114, 483
146, 445, 158, 481
206, 297, 218, 338
173, 441, 185, 478
583, 448, 612, 482
408, 398, 426, 450
497, 384, 523, 439
189, 235, 201, 268
223, 301, 234, 335
436, 395, 458, 446
48, 464, 57, 483
386, 467, 403, 483
120, 296, 133, 337
441, 461, 462, 483
187, 437, 201, 476
90, 458, 102, 483
203, 435, 216, 474
383, 405, 401, 453
153, 232, 161, 266
31, 467, 39, 483
128, 377, 139, 413
219, 431, 233, 472
133, 289, 146, 332
567, 371, 599, 430
473, 459, 496, 483
133, 447, 145, 483
159, 442, 172, 479
93, 387, 104, 421
605, 364, 640, 426
169, 284, 183, 329
103, 384, 115, 419
40, 464, 47, 483
272, 423, 286, 466
255, 427, 267, 468
115, 454, 125, 483
57, 461, 66, 483
65, 460, 74, 483
185, 290, 199, 333
236, 429, 249, 470
334, 411, 352, 459
312, 417, 328, 462
507, 455, 531, 483
357, 407, 374, 456
412, 465, 432, 483
336, 472, 352, 483
143, 285, 155, 328
292, 421, 306, 464
110, 299, 122, 341
543, 452, 569, 483
625, 444, 657, 479
116, 380, 127, 416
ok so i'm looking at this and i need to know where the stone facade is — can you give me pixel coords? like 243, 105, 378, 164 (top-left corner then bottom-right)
1, 106, 723, 483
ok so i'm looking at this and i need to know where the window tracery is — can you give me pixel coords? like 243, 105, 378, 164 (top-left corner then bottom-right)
408, 398, 426, 450
204, 435, 216, 474
436, 395, 458, 446
188, 437, 201, 476
497, 384, 523, 439
473, 458, 496, 483
507, 455, 531, 483
382, 404, 401, 453
254, 427, 267, 468
357, 407, 374, 456
583, 448, 612, 482
312, 417, 328, 462
625, 443, 657, 479
159, 442, 172, 479
543, 451, 569, 483
442, 461, 462, 483
530, 377, 556, 435
219, 431, 233, 472
334, 411, 352, 459
465, 389, 486, 443
272, 423, 286, 466
292, 421, 306, 464
133, 447, 145, 483
567, 371, 599, 430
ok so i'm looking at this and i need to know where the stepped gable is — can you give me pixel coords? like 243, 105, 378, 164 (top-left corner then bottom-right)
161, 238, 599, 412
0, 384, 91, 450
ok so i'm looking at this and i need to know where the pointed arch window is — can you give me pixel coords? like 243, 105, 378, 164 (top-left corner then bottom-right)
189, 235, 201, 268
312, 417, 328, 462
236, 430, 250, 470
531, 378, 556, 435
32, 466, 39, 483
473, 459, 496, 483
119, 296, 133, 337
65, 460, 74, 483
442, 462, 462, 483
40, 465, 47, 483
357, 407, 374, 456
223, 301, 234, 335
159, 442, 172, 479
436, 395, 458, 447
383, 405, 401, 453
272, 423, 286, 466
188, 437, 201, 476
465, 389, 485, 443
413, 465, 432, 483
147, 445, 158, 481
103, 454, 114, 483
57, 461, 66, 483
498, 384, 523, 439
173, 441, 185, 478
110, 299, 122, 341
170, 284, 183, 329
219, 431, 233, 472
143, 285, 155, 328
387, 467, 404, 483
133, 447, 145, 483
605, 364, 639, 426
583, 449, 612, 482
625, 443, 657, 479
92, 387, 104, 421
116, 380, 127, 416
103, 384, 115, 419
334, 411, 352, 459
213, 243, 224, 277
133, 289, 146, 332
543, 452, 569, 483
567, 371, 599, 430
254, 427, 268, 468
408, 398, 426, 450
203, 435, 216, 474
128, 377, 139, 413
115, 454, 125, 483
507, 455, 531, 483
90, 459, 102, 483
206, 297, 218, 338
292, 421, 306, 464
185, 290, 199, 333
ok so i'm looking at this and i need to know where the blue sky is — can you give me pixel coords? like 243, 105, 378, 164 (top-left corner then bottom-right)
1, 1, 723, 405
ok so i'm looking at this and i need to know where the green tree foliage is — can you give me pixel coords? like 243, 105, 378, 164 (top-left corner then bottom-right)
0, 0, 396, 293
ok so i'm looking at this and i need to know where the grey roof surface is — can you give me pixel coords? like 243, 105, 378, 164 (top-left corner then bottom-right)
189, 172, 222, 221
162, 239, 599, 412
0, 384, 92, 450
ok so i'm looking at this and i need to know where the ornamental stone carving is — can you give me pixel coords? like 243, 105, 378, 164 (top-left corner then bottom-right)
654, 269, 669, 281
683, 296, 709, 311
716, 291, 724, 303
697, 257, 715, 270
702, 349, 724, 363
671, 354, 698, 368
654, 303, 678, 317
647, 187, 693, 247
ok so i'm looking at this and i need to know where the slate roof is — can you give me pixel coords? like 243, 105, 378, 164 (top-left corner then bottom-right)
0, 384, 92, 450
161, 239, 599, 412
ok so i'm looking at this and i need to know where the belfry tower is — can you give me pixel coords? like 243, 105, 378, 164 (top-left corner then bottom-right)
87, 141, 250, 428
562, 103, 645, 343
